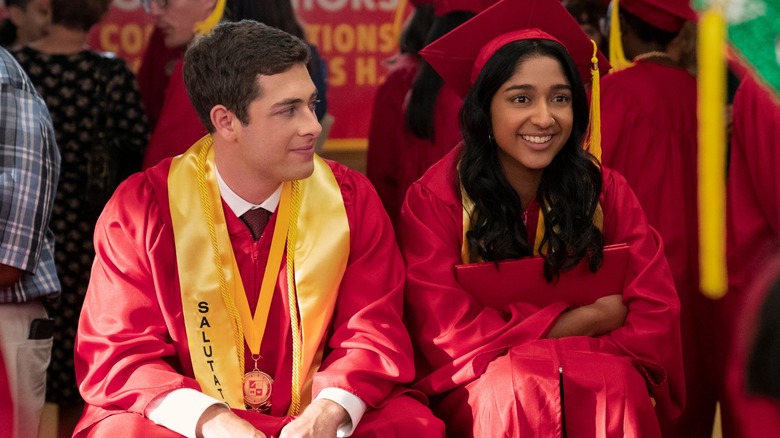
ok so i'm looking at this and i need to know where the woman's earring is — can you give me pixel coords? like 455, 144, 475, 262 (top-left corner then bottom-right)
488, 133, 494, 143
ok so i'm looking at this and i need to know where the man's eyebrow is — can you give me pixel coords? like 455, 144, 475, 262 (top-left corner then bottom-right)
271, 97, 305, 109
270, 92, 318, 109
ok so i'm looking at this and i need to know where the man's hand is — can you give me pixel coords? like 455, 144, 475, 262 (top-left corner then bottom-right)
279, 399, 349, 438
197, 404, 267, 438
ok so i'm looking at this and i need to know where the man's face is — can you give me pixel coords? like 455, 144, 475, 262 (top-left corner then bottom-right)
9, 0, 51, 45
230, 64, 322, 187
147, 0, 213, 49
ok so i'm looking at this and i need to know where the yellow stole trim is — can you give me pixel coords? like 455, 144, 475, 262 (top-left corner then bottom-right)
170, 136, 350, 411
193, 0, 226, 35
460, 186, 603, 263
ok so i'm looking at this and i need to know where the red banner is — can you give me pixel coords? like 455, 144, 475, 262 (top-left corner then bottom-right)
86, 1, 155, 73
295, 0, 410, 150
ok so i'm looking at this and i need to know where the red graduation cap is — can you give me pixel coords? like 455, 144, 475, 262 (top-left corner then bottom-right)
411, 0, 499, 16
419, 0, 611, 99
620, 0, 696, 33
419, 0, 612, 159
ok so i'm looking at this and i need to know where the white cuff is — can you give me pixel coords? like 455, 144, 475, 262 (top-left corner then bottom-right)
314, 388, 367, 437
145, 388, 227, 438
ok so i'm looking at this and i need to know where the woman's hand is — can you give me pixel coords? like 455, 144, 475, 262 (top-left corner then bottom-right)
546, 294, 627, 338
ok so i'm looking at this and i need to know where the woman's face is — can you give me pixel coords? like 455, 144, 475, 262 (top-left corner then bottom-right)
490, 54, 573, 184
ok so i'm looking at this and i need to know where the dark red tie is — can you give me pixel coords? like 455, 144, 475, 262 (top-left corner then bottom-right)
240, 208, 271, 241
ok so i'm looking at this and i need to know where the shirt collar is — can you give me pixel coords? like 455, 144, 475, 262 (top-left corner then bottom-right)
215, 166, 282, 217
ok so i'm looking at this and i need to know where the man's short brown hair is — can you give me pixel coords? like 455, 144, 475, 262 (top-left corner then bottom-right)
183, 20, 311, 132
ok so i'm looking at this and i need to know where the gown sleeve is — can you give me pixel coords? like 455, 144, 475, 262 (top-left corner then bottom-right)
400, 176, 568, 395
591, 169, 685, 419
74, 173, 199, 415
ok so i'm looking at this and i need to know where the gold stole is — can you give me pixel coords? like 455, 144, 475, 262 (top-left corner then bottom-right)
169, 135, 350, 412
460, 186, 604, 264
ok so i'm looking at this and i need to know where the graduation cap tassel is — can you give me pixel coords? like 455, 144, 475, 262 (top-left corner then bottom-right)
608, 0, 634, 72
588, 40, 602, 161
194, 0, 227, 35
697, 3, 728, 298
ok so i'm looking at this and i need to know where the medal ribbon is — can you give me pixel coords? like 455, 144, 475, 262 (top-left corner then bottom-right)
234, 182, 291, 357
171, 135, 349, 411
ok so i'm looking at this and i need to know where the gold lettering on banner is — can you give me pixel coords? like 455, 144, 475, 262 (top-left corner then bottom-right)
97, 23, 154, 72
308, 23, 395, 55
355, 57, 377, 85
198, 301, 225, 400
329, 57, 347, 86
306, 22, 398, 87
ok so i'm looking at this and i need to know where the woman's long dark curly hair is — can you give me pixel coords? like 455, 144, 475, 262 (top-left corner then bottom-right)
459, 39, 604, 281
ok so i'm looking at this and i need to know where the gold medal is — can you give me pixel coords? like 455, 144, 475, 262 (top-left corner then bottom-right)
243, 355, 273, 412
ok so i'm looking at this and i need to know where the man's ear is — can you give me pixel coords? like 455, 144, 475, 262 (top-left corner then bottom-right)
210, 105, 239, 141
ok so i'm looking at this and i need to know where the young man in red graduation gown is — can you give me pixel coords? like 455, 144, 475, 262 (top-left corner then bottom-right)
73, 20, 442, 438
400, 0, 684, 436
722, 76, 780, 437
598, 0, 708, 435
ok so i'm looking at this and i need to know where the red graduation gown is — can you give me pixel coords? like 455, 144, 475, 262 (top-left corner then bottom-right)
722, 75, 780, 437
396, 84, 462, 208
600, 61, 709, 436
140, 60, 208, 170
73, 158, 443, 437
135, 27, 184, 130
400, 147, 684, 437
0, 348, 12, 438
367, 53, 421, 228
366, 58, 462, 230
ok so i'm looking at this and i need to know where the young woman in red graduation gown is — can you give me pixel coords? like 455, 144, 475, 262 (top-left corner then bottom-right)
399, 1, 685, 436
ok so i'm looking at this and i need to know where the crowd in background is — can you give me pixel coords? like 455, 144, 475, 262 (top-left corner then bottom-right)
0, 0, 779, 437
